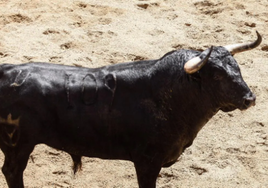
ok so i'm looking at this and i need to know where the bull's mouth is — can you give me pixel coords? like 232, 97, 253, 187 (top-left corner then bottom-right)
220, 95, 256, 112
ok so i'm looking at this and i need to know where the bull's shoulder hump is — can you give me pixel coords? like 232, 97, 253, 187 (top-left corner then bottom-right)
105, 59, 157, 71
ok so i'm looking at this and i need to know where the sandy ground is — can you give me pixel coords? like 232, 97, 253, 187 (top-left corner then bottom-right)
0, 0, 268, 187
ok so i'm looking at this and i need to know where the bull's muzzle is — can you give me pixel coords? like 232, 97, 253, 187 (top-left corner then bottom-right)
243, 93, 256, 109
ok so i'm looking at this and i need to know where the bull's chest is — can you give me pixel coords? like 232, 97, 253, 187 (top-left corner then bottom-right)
162, 135, 194, 167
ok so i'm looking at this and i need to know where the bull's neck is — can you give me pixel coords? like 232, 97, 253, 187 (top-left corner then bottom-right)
150, 52, 219, 136
169, 76, 220, 138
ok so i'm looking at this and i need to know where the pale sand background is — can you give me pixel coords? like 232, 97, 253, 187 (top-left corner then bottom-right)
0, 0, 268, 187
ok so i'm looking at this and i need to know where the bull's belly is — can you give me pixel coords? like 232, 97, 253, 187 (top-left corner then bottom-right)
43, 131, 133, 161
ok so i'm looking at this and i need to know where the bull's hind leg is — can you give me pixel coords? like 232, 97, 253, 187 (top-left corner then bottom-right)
134, 160, 162, 188
1, 145, 34, 188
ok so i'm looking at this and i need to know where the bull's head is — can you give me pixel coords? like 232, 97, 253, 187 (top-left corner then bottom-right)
184, 31, 262, 112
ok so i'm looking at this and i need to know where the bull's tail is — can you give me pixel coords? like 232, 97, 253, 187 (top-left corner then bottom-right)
70, 154, 82, 174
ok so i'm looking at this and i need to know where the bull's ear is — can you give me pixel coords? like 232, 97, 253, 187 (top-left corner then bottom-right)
184, 46, 213, 74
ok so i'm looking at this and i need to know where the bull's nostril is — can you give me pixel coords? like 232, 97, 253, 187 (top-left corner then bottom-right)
244, 96, 256, 108
244, 99, 251, 107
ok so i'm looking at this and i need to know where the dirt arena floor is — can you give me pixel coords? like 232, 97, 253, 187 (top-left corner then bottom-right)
0, 0, 268, 187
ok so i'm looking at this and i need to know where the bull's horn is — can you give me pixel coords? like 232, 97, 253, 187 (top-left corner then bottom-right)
184, 46, 213, 74
224, 31, 262, 55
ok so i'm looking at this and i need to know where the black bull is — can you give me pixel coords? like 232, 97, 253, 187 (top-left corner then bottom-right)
0, 32, 262, 188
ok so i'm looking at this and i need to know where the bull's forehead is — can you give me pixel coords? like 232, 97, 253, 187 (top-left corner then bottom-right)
207, 46, 231, 59
208, 46, 239, 67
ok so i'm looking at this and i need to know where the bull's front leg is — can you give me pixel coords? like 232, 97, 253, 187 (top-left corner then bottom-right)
1, 145, 34, 188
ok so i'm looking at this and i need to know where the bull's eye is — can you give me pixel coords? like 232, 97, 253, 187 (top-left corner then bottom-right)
213, 74, 223, 81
